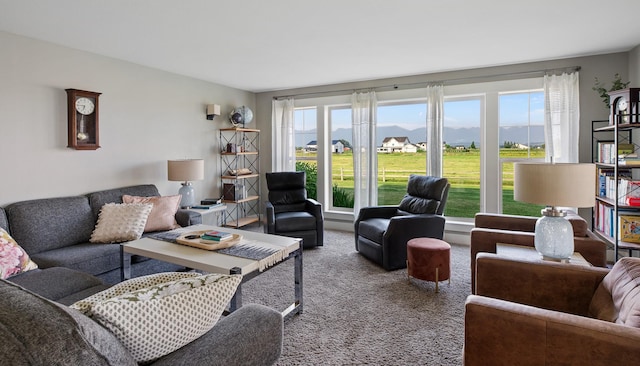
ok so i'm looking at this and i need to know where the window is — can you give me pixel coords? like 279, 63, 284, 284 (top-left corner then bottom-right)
376, 101, 427, 204
443, 97, 482, 218
329, 105, 353, 210
277, 77, 545, 221
294, 107, 318, 199
498, 91, 545, 216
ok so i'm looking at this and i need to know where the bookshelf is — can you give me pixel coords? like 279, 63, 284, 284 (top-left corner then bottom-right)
219, 127, 261, 228
592, 118, 640, 261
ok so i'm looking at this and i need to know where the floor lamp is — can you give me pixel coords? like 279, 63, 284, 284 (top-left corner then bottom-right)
514, 162, 595, 261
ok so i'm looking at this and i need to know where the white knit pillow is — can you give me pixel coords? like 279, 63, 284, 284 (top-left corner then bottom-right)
90, 203, 153, 243
72, 272, 242, 363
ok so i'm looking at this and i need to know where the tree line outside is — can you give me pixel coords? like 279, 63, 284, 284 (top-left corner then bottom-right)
296, 146, 545, 218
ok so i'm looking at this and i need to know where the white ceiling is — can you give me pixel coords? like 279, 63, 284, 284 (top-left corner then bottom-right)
1, 0, 640, 93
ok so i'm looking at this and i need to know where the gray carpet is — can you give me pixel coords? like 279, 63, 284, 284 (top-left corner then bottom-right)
241, 229, 470, 365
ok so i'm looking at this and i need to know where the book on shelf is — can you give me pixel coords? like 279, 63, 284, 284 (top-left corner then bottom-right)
618, 179, 640, 206
620, 212, 640, 243
597, 142, 635, 164
618, 159, 640, 166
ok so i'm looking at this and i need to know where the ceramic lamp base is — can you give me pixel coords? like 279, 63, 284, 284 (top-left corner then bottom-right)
178, 182, 195, 208
534, 208, 574, 260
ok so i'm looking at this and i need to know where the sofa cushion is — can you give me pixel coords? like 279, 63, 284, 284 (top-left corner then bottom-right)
589, 257, 640, 327
122, 194, 181, 232
274, 211, 316, 232
72, 272, 243, 364
5, 196, 95, 254
8, 267, 109, 305
398, 175, 447, 214
0, 228, 38, 279
90, 203, 153, 243
0, 279, 136, 366
358, 218, 390, 244
87, 184, 161, 222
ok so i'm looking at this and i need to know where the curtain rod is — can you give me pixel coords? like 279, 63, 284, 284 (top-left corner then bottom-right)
273, 66, 581, 100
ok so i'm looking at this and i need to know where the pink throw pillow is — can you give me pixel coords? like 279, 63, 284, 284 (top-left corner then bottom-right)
122, 195, 181, 232
0, 228, 38, 279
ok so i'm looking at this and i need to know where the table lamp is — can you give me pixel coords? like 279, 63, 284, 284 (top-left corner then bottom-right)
168, 159, 204, 208
513, 162, 595, 261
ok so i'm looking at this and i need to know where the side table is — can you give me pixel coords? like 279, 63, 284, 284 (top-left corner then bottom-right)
189, 205, 227, 226
496, 243, 592, 267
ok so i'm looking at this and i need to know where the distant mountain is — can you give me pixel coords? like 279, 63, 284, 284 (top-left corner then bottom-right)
296, 125, 544, 148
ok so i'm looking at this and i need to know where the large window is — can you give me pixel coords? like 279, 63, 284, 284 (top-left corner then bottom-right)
281, 77, 545, 221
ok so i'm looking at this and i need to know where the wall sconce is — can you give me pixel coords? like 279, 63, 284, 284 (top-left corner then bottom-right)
206, 104, 221, 120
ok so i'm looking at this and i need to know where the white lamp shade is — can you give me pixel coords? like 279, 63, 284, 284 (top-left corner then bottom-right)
514, 163, 595, 208
167, 159, 204, 182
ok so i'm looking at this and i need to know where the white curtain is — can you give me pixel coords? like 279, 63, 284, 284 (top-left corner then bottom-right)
272, 98, 296, 172
426, 85, 445, 176
352, 91, 377, 219
543, 72, 580, 163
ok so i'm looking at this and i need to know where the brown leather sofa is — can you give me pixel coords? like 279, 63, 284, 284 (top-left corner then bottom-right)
469, 212, 608, 293
464, 254, 640, 365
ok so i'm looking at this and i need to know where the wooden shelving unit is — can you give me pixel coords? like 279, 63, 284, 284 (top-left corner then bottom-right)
219, 127, 260, 228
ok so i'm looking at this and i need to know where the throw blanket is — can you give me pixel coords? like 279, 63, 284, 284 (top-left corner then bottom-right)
146, 229, 298, 272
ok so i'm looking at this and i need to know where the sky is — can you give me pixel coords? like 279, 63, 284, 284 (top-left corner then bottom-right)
295, 90, 544, 136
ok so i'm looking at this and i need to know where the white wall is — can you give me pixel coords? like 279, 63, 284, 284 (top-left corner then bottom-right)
0, 31, 255, 206
630, 45, 640, 86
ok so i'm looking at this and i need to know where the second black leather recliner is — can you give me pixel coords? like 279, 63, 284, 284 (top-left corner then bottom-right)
265, 171, 323, 248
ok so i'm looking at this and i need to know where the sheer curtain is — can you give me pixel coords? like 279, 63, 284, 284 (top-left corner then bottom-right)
543, 72, 580, 163
352, 91, 377, 219
426, 85, 445, 176
272, 98, 296, 172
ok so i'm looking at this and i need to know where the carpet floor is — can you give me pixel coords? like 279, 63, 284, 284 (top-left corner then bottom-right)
240, 229, 470, 365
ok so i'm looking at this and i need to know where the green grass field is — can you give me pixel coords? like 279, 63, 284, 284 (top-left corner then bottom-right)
298, 148, 545, 218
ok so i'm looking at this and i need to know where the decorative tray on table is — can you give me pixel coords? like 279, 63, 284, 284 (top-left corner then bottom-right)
176, 230, 242, 251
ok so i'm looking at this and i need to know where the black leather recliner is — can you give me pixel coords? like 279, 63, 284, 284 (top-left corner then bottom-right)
354, 175, 450, 270
265, 171, 323, 248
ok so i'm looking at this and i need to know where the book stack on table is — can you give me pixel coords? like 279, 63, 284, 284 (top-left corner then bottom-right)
200, 230, 233, 243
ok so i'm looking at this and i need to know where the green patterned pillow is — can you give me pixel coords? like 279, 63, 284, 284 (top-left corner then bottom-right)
72, 272, 242, 363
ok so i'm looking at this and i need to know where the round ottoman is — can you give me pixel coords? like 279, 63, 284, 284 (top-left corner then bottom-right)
407, 237, 451, 292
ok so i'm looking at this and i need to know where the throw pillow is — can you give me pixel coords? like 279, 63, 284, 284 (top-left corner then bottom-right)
90, 203, 153, 243
0, 228, 38, 279
72, 272, 242, 363
122, 194, 181, 232
589, 257, 640, 327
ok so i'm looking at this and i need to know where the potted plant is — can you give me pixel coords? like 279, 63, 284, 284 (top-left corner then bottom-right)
593, 73, 630, 108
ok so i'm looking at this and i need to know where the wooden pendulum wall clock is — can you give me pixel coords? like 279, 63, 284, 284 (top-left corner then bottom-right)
66, 88, 101, 150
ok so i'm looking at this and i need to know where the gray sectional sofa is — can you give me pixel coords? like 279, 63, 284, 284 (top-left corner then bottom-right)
2, 184, 199, 285
0, 278, 283, 365
0, 184, 284, 365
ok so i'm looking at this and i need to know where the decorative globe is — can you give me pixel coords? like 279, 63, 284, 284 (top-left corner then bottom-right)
229, 106, 254, 127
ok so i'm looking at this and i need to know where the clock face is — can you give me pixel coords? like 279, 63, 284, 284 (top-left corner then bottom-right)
618, 98, 628, 112
75, 97, 95, 115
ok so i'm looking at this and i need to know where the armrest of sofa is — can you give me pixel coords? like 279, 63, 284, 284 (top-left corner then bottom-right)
175, 209, 202, 227
265, 201, 275, 234
151, 304, 283, 366
464, 295, 640, 366
469, 227, 535, 293
475, 253, 609, 316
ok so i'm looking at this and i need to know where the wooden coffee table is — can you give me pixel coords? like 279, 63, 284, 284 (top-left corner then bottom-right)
120, 225, 303, 319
